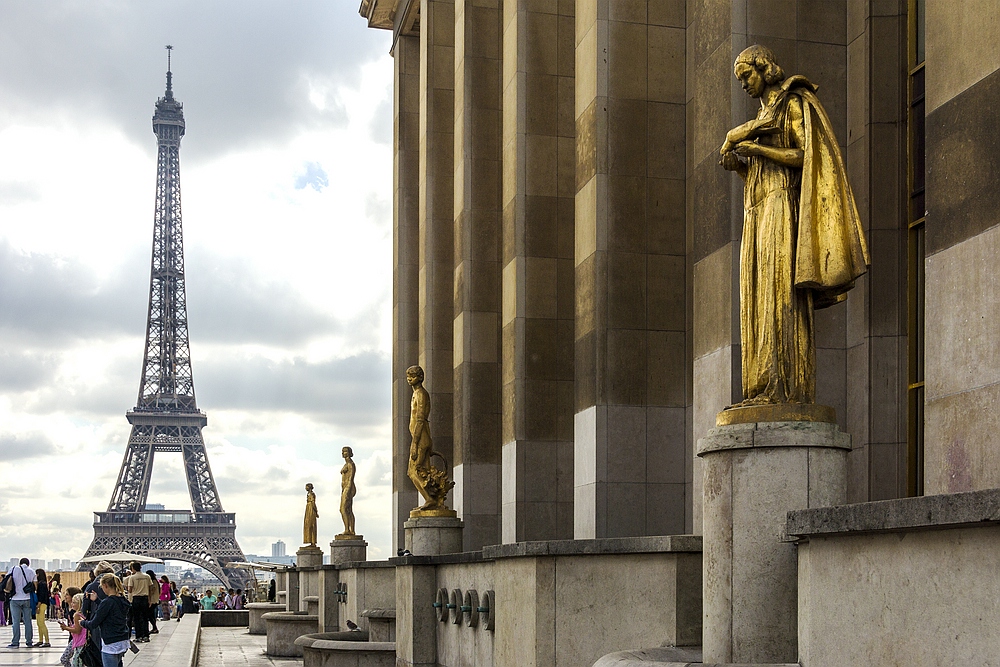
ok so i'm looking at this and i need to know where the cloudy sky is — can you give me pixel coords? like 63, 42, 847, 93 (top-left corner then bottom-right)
0, 1, 396, 565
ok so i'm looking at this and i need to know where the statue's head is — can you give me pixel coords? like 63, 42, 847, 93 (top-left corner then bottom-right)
342, 446, 353, 458
406, 365, 424, 385
734, 45, 785, 97
305, 482, 313, 491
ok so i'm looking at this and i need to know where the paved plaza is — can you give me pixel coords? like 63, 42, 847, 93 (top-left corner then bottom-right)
0, 618, 173, 666
0, 619, 295, 667
197, 628, 298, 667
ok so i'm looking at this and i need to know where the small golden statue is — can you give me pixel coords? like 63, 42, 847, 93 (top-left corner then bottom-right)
303, 482, 319, 546
719, 45, 869, 410
336, 447, 362, 540
406, 365, 455, 517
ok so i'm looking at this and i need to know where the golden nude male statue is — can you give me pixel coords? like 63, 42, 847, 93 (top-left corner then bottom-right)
336, 447, 360, 539
302, 482, 318, 546
406, 365, 455, 517
719, 45, 869, 411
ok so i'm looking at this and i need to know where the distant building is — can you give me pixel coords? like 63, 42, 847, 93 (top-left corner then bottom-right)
271, 540, 286, 557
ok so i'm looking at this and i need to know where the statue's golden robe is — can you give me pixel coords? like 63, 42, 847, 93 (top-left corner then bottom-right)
740, 76, 869, 404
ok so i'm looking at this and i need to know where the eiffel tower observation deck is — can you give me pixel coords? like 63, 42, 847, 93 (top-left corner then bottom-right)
80, 49, 247, 588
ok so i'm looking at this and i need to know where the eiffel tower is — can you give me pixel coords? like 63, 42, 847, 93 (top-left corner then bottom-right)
80, 49, 247, 588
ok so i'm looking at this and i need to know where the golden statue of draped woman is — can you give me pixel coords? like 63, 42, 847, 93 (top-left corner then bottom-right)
719, 45, 869, 412
406, 365, 456, 517
302, 482, 318, 546
336, 447, 361, 539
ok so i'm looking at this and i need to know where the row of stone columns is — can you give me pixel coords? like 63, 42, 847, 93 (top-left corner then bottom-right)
389, 0, 905, 561
392, 0, 691, 554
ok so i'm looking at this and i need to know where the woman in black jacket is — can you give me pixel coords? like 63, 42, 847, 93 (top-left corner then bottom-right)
81, 574, 131, 667
33, 568, 50, 647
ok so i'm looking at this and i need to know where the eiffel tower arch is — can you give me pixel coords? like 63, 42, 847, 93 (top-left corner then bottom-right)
81, 51, 248, 589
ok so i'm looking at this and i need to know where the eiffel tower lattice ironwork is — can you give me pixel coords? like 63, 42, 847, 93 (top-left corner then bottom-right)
80, 50, 248, 588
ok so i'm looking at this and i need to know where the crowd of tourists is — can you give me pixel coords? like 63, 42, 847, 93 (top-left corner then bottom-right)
2, 557, 248, 666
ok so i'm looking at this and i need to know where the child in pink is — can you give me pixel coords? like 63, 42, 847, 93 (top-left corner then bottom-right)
57, 593, 87, 667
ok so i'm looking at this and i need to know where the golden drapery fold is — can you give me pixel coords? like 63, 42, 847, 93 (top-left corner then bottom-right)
791, 77, 870, 309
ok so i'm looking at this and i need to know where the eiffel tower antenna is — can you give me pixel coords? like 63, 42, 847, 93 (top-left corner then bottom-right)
165, 45, 173, 96
80, 54, 247, 587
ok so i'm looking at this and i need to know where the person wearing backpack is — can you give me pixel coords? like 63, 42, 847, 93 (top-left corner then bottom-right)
80, 574, 131, 667
3, 557, 38, 648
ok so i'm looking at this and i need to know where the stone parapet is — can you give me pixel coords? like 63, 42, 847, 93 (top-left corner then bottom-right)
787, 486, 1000, 537
483, 535, 701, 558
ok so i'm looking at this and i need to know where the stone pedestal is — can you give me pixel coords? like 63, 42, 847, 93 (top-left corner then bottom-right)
247, 602, 284, 634
297, 546, 324, 568
329, 536, 368, 565
698, 417, 849, 664
403, 516, 464, 555
262, 611, 320, 657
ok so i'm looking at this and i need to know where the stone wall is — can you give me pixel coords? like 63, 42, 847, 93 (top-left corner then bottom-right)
923, 0, 1000, 495
790, 490, 1000, 666
395, 537, 701, 667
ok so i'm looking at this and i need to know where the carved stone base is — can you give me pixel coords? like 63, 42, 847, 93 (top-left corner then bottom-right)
296, 546, 324, 568
408, 507, 458, 519
698, 420, 849, 664
404, 516, 464, 556
716, 402, 836, 426
329, 538, 368, 566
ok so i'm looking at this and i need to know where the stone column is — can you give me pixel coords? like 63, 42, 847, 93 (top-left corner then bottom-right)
395, 564, 438, 667
452, 0, 503, 551
393, 33, 422, 553
923, 2, 1000, 494
499, 0, 576, 544
318, 568, 340, 632
573, 0, 687, 538
699, 413, 849, 663
418, 0, 456, 509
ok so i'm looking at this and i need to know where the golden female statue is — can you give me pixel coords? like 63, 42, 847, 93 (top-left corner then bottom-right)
302, 483, 318, 546
720, 45, 868, 406
338, 447, 357, 537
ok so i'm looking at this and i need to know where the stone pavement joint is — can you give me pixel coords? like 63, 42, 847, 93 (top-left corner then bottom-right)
196, 627, 300, 667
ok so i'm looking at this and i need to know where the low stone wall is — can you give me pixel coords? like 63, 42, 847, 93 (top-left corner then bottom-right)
788, 489, 1000, 666
199, 609, 249, 627
128, 613, 201, 667
336, 560, 396, 633
393, 535, 702, 667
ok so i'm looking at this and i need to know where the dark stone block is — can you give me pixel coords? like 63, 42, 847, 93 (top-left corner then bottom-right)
926, 67, 1000, 255
199, 609, 250, 627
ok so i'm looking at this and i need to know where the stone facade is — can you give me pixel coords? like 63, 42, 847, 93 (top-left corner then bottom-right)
351, 0, 1000, 664
373, 0, 930, 553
